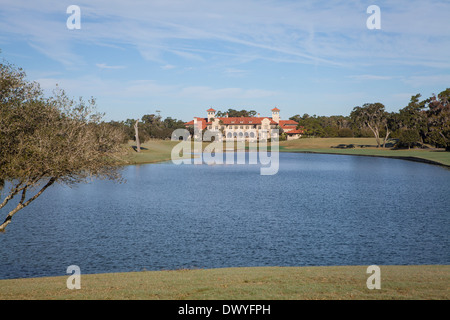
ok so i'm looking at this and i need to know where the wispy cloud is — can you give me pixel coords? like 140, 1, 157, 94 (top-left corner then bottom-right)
96, 63, 125, 69
35, 76, 278, 101
349, 75, 394, 81
179, 86, 279, 100
2, 0, 449, 121
224, 68, 247, 77
402, 74, 450, 88
2, 0, 449, 68
160, 64, 176, 70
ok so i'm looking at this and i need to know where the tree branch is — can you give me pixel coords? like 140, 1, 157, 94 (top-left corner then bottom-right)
22, 177, 56, 208
0, 180, 25, 210
0, 173, 47, 211
0, 177, 56, 232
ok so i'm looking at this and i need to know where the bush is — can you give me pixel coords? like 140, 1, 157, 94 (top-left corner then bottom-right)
397, 129, 420, 149
338, 128, 353, 137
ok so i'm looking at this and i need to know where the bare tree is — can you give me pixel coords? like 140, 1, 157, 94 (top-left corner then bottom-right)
350, 103, 387, 148
382, 112, 398, 148
134, 119, 141, 152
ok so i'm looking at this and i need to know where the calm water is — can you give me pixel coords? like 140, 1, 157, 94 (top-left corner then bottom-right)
0, 153, 449, 279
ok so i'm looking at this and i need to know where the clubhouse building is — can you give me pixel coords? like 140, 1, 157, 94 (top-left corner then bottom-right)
185, 108, 303, 141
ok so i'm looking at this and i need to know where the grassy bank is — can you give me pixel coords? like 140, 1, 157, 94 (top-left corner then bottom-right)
279, 138, 450, 167
121, 138, 450, 167
120, 140, 180, 165
0, 265, 448, 300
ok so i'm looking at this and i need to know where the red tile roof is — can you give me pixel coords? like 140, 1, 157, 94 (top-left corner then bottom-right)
285, 128, 304, 134
271, 107, 280, 111
187, 116, 278, 126
278, 120, 298, 126
206, 108, 216, 112
218, 117, 277, 125
185, 115, 301, 132
277, 120, 299, 133
185, 117, 208, 130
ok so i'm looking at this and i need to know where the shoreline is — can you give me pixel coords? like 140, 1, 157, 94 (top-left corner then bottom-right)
121, 148, 450, 169
120, 139, 450, 168
282, 149, 450, 169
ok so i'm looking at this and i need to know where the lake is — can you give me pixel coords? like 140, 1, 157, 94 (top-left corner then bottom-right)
0, 152, 449, 279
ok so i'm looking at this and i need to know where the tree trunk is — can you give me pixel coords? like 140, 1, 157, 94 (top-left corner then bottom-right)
367, 123, 381, 147
134, 119, 141, 153
383, 126, 391, 148
0, 177, 56, 232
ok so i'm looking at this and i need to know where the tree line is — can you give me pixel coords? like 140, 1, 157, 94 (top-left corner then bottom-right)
107, 108, 261, 143
114, 92, 450, 150
289, 89, 450, 150
107, 115, 187, 143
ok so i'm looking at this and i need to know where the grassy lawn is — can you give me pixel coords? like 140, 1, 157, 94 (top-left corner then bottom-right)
0, 265, 448, 300
121, 138, 450, 167
279, 138, 450, 167
120, 140, 180, 165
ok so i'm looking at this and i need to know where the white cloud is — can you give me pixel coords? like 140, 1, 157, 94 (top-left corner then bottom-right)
2, 0, 449, 68
96, 63, 125, 69
124, 80, 177, 95
35, 76, 277, 101
178, 86, 279, 100
160, 64, 176, 70
390, 93, 416, 103
402, 75, 450, 88
349, 75, 394, 81
224, 68, 247, 77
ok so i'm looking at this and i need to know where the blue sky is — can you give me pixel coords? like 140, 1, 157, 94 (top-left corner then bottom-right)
1, 0, 449, 122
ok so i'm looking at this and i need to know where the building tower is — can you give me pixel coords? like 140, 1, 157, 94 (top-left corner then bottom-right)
271, 107, 280, 123
207, 108, 216, 122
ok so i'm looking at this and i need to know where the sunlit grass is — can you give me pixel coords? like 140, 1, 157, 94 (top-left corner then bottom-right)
120, 138, 450, 167
0, 265, 448, 300
279, 138, 450, 167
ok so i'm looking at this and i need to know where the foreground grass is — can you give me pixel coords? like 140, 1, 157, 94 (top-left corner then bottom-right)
0, 265, 448, 300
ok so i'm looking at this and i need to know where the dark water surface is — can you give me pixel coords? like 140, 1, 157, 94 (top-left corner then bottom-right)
1, 153, 449, 279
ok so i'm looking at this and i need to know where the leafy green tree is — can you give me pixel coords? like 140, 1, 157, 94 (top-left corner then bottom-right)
423, 88, 450, 150
338, 128, 353, 137
141, 114, 159, 125
398, 129, 420, 149
216, 109, 257, 117
289, 114, 354, 138
323, 126, 338, 137
397, 94, 427, 143
350, 103, 387, 147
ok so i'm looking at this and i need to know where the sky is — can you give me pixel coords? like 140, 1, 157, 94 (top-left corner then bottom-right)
0, 0, 449, 122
